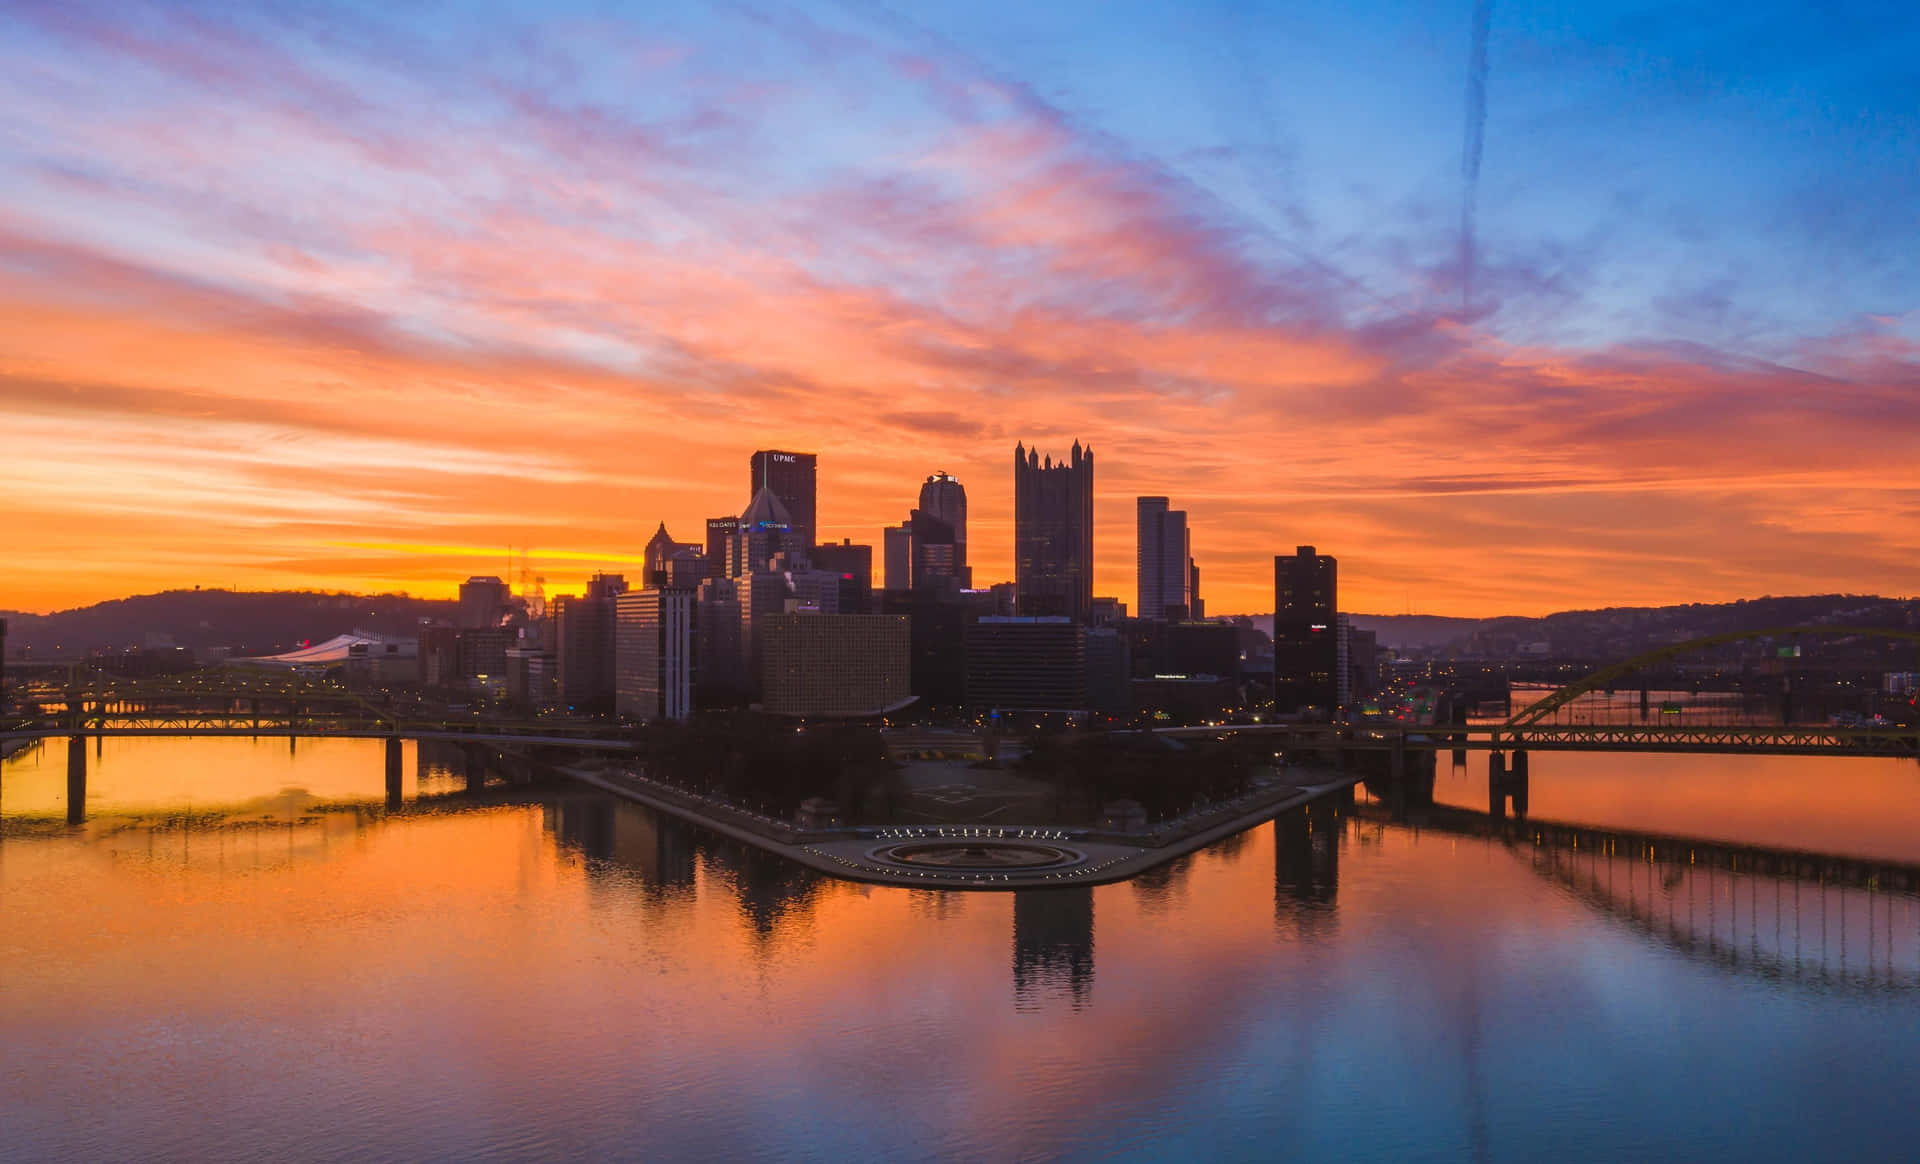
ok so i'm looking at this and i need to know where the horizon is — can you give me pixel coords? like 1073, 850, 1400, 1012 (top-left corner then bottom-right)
3, 3, 1917, 620
7, 582, 1914, 625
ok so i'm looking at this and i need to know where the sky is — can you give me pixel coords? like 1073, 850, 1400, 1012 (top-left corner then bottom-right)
1, 0, 1916, 618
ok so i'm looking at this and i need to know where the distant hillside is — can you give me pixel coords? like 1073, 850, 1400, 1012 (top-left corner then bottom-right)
1233, 595, 1918, 656
2, 589, 456, 656
1452, 594, 1920, 658
1241, 613, 1484, 649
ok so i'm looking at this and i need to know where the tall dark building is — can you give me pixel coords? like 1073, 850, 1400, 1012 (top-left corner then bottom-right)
882, 522, 912, 592
732, 485, 795, 577
705, 516, 739, 578
1273, 546, 1338, 714
917, 471, 967, 574
811, 539, 875, 614
457, 576, 511, 629
1013, 440, 1094, 622
1135, 496, 1192, 622
749, 449, 817, 551
908, 508, 968, 590
554, 572, 628, 715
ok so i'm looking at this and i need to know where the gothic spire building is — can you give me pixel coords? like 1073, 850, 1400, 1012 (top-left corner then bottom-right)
1013, 440, 1094, 622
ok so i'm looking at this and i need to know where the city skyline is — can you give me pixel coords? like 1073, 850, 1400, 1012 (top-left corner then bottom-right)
3, 3, 1917, 619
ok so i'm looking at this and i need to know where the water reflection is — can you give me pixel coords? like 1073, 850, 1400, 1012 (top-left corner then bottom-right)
1374, 801, 1920, 994
1274, 805, 1340, 941
1012, 888, 1096, 1011
8, 738, 1920, 1160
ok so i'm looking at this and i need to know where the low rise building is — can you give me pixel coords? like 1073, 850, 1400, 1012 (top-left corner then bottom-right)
759, 613, 911, 718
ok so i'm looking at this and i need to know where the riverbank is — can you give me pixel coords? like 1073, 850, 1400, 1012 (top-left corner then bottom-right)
559, 761, 1359, 890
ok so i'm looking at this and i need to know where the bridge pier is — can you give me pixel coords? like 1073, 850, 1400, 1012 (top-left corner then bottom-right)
1487, 749, 1530, 820
66, 734, 87, 825
384, 737, 403, 809
464, 745, 486, 792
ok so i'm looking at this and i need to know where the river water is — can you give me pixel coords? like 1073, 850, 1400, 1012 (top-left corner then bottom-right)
4, 737, 1919, 1161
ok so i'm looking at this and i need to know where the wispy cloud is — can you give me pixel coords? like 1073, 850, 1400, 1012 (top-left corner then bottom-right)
0, 1, 1914, 615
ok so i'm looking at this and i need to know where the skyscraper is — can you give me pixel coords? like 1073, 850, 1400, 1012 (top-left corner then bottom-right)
457, 576, 511, 629
554, 572, 628, 715
732, 485, 795, 577
917, 471, 967, 574
704, 516, 739, 578
908, 508, 967, 590
614, 587, 695, 723
882, 521, 912, 592
1273, 546, 1338, 714
1135, 497, 1193, 622
1013, 440, 1094, 622
749, 450, 817, 551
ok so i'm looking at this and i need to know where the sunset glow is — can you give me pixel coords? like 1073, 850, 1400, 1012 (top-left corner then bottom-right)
3, 2, 1916, 615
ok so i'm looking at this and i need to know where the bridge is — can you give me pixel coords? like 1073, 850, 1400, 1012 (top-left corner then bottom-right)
0, 671, 633, 824
1161, 626, 1919, 751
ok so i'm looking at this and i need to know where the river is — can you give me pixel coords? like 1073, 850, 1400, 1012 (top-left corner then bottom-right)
4, 736, 1919, 1161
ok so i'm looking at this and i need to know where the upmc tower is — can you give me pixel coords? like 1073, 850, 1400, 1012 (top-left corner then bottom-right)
1273, 545, 1338, 714
1013, 440, 1094, 622
749, 450, 817, 551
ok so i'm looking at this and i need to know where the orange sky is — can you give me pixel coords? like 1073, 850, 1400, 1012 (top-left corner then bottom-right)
2, 8, 1918, 618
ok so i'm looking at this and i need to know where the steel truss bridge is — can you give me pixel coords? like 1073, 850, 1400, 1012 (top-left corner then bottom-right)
1161, 625, 1920, 758
2, 671, 632, 750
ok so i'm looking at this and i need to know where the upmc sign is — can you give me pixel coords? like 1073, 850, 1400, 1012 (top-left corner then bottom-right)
771, 453, 798, 464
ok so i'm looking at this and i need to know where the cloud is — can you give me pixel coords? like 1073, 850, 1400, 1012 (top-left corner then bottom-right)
0, 2, 1915, 615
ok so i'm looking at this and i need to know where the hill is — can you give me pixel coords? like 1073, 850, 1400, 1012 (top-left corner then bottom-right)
1450, 594, 1920, 659
2, 589, 456, 656
1240, 613, 1484, 649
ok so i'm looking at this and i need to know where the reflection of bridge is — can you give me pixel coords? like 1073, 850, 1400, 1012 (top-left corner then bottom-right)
1354, 801, 1920, 993
1, 673, 631, 826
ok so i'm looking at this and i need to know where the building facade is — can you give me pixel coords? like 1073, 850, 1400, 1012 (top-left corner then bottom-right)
917, 471, 968, 575
614, 588, 695, 723
553, 572, 627, 714
1013, 441, 1094, 622
705, 516, 740, 578
749, 449, 818, 551
810, 539, 874, 614
1273, 546, 1338, 714
1135, 497, 1193, 622
732, 485, 797, 577
965, 616, 1087, 710
882, 522, 912, 592
458, 576, 511, 629
758, 613, 911, 717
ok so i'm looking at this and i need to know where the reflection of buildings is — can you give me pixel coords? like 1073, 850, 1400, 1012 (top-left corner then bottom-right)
722, 843, 825, 944
544, 799, 698, 894
1012, 887, 1095, 1011
1274, 807, 1341, 940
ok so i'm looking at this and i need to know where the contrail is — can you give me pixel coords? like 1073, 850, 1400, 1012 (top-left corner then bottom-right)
1459, 0, 1492, 317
